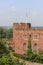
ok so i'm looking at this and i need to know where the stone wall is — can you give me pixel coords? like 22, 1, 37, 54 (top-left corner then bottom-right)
13, 23, 43, 54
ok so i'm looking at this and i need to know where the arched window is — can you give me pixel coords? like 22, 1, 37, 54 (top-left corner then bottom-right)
34, 43, 38, 51
23, 43, 26, 51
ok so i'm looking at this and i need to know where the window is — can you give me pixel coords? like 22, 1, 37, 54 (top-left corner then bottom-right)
23, 34, 29, 38
23, 43, 26, 51
34, 35, 38, 40
34, 43, 38, 51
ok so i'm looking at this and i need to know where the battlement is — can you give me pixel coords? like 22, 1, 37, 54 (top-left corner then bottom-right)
13, 23, 31, 30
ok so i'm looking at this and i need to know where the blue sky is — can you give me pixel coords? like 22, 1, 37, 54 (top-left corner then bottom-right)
0, 0, 43, 26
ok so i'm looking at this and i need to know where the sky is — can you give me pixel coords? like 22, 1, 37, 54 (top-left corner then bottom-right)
0, 0, 43, 26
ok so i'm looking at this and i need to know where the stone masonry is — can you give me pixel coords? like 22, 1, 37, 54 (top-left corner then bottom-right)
13, 23, 43, 55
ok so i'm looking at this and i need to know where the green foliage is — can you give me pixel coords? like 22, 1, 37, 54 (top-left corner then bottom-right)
13, 58, 25, 65
0, 54, 12, 65
27, 40, 32, 56
0, 27, 13, 39
0, 54, 25, 65
0, 41, 9, 56
0, 27, 6, 39
14, 53, 26, 60
26, 52, 43, 63
6, 28, 13, 39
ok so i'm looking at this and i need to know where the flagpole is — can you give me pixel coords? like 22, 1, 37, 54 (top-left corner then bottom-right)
26, 12, 28, 23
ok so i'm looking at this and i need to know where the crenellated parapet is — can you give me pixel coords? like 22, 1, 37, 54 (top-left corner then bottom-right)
13, 23, 31, 30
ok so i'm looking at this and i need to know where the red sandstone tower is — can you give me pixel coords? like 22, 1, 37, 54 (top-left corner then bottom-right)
13, 23, 43, 55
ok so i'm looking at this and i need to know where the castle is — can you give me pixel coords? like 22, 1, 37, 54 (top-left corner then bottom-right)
13, 23, 43, 55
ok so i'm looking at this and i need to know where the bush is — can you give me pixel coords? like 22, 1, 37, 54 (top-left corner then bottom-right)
14, 53, 26, 60
0, 41, 9, 54
26, 52, 43, 63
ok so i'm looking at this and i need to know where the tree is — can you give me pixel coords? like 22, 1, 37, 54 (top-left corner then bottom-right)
6, 28, 13, 39
0, 27, 6, 39
0, 41, 9, 57
0, 27, 4, 39
0, 27, 13, 39
27, 40, 32, 54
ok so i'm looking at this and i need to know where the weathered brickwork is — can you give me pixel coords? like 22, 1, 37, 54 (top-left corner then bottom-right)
13, 23, 43, 54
